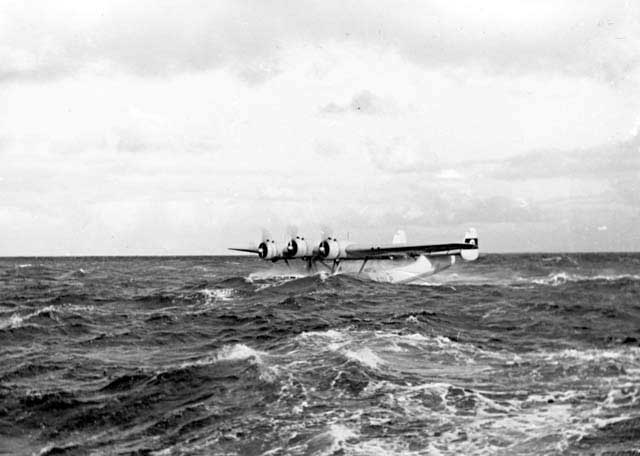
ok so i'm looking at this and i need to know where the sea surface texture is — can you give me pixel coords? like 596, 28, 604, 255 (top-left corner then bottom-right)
1, 254, 639, 455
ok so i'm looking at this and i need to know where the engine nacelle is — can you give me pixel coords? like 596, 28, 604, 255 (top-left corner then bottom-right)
284, 236, 312, 258
318, 238, 347, 259
257, 240, 281, 260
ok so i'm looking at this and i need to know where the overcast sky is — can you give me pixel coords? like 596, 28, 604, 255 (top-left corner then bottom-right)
1, 0, 639, 255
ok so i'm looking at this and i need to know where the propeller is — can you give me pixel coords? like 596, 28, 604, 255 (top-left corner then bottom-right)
320, 224, 334, 240
286, 224, 299, 239
285, 224, 308, 257
318, 225, 335, 256
260, 227, 272, 242
257, 228, 275, 259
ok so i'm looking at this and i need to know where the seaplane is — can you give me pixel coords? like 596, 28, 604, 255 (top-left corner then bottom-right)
229, 228, 479, 284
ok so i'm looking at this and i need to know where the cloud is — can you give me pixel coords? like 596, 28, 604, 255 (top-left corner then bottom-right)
366, 136, 440, 173
320, 90, 389, 115
435, 169, 463, 180
490, 130, 640, 211
494, 130, 640, 180
2, 1, 640, 254
610, 175, 640, 211
1, 0, 638, 83
314, 140, 343, 157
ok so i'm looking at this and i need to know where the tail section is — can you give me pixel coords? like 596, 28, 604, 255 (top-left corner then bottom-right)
392, 230, 407, 245
461, 228, 479, 261
464, 228, 478, 248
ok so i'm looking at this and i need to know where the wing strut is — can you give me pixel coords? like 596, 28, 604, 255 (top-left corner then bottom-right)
358, 258, 369, 275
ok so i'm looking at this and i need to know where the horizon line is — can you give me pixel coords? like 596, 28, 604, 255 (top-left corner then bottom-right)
1, 251, 639, 259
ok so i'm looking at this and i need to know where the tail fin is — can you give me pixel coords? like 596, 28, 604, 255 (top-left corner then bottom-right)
464, 228, 478, 248
461, 228, 479, 261
392, 230, 407, 245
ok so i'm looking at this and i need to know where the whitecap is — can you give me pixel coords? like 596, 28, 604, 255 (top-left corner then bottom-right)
0, 306, 57, 329
525, 271, 640, 286
405, 315, 419, 324
343, 347, 384, 369
215, 343, 266, 363
297, 424, 359, 456
200, 288, 234, 302
533, 346, 640, 364
299, 328, 347, 342
176, 343, 268, 371
0, 313, 24, 330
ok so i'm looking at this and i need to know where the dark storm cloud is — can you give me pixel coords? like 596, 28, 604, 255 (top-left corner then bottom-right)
1, 1, 638, 83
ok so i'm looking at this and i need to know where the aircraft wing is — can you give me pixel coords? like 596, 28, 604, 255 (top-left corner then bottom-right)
228, 247, 260, 254
342, 242, 477, 260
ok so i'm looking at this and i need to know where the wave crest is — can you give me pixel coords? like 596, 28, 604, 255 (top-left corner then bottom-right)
0, 305, 58, 329
525, 272, 640, 286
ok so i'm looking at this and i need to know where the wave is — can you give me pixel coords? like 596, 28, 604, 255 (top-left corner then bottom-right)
342, 347, 384, 369
0, 305, 58, 330
246, 269, 329, 292
169, 343, 269, 372
98, 344, 272, 396
215, 343, 266, 363
100, 373, 150, 392
420, 270, 640, 287
246, 271, 310, 282
199, 288, 234, 302
0, 313, 24, 330
290, 424, 359, 455
530, 346, 640, 365
522, 271, 640, 286
292, 328, 640, 385
57, 268, 88, 280
292, 329, 490, 377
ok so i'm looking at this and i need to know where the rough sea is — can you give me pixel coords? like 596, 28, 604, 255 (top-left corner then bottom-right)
1, 254, 639, 455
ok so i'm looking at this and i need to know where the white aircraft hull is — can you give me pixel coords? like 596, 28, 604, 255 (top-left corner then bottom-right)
337, 254, 455, 284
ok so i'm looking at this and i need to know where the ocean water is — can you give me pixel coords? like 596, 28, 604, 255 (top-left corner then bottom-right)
1, 254, 639, 455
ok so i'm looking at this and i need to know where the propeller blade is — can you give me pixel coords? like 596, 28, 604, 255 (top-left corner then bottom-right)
320, 224, 333, 240
286, 224, 299, 239
260, 228, 272, 242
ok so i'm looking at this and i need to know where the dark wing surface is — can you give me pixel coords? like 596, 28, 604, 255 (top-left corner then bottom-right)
228, 247, 260, 254
343, 242, 477, 260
